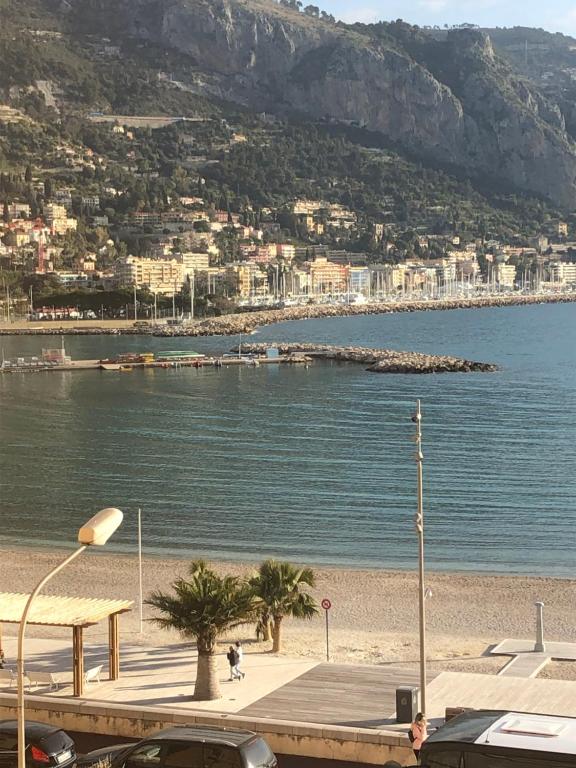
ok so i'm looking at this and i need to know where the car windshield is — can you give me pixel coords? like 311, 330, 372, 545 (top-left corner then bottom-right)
243, 740, 276, 768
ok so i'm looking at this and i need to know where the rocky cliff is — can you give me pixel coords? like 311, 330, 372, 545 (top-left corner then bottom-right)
71, 0, 576, 207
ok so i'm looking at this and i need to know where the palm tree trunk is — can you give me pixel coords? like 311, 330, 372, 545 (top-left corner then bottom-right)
263, 619, 272, 643
272, 615, 283, 653
194, 649, 220, 700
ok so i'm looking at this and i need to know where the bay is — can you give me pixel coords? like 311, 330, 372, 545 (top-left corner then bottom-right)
0, 302, 575, 575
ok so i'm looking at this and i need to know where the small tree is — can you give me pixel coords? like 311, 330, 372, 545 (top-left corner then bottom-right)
146, 561, 256, 700
250, 560, 317, 653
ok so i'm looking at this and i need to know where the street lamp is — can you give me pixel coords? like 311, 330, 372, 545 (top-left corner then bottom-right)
17, 508, 123, 768
412, 400, 427, 715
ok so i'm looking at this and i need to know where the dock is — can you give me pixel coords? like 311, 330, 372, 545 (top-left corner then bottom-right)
0, 352, 309, 375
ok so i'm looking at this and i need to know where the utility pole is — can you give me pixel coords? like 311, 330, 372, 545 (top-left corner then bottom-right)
412, 400, 427, 715
190, 273, 195, 320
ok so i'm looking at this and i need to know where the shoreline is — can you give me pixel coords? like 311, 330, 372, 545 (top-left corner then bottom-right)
3, 546, 576, 677
1, 540, 573, 581
1, 292, 575, 336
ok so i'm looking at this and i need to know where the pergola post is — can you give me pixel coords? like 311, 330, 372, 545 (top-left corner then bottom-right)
72, 626, 84, 697
108, 613, 120, 680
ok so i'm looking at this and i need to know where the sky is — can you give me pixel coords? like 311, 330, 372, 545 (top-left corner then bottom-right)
325, 0, 576, 37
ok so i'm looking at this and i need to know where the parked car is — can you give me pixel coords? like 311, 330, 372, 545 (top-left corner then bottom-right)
77, 726, 277, 768
0, 720, 76, 768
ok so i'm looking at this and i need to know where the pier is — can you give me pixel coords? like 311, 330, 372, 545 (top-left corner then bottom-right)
0, 348, 309, 374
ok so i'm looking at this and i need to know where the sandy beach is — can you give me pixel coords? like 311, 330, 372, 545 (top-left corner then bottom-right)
2, 547, 575, 680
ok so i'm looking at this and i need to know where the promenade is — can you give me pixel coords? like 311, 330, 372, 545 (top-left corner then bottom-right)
3, 636, 576, 727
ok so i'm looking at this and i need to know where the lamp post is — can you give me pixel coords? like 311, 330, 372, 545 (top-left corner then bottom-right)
412, 400, 427, 716
17, 508, 123, 768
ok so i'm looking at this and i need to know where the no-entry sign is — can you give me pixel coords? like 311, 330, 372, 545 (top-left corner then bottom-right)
321, 599, 331, 661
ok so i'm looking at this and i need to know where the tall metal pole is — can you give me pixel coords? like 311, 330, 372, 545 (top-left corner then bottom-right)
325, 610, 330, 662
137, 508, 143, 634
190, 274, 195, 321
133, 285, 137, 321
18, 547, 87, 768
413, 399, 427, 715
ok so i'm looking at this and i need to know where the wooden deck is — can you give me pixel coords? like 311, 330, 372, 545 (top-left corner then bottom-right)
240, 663, 436, 728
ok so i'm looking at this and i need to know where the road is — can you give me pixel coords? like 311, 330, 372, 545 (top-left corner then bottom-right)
68, 731, 402, 768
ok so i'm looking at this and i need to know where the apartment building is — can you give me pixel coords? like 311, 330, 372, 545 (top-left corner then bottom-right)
116, 256, 184, 294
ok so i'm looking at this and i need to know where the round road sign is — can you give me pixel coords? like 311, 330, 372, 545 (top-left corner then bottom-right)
321, 598, 332, 610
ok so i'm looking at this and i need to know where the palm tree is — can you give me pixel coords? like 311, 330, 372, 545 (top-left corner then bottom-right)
146, 560, 256, 700
250, 559, 318, 653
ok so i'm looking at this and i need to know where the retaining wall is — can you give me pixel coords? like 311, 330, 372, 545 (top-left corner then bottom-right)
0, 693, 412, 765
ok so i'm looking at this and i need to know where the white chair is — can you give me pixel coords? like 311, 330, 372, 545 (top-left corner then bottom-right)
0, 669, 31, 689
0, 668, 16, 687
83, 665, 103, 685
26, 670, 62, 691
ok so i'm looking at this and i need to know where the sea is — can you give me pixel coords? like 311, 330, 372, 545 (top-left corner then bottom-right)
0, 302, 575, 576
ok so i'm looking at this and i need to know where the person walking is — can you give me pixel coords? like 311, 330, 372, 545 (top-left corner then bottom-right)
235, 640, 246, 679
410, 713, 428, 763
227, 646, 240, 681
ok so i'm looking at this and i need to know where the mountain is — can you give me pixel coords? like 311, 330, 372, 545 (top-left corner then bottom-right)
54, 0, 576, 209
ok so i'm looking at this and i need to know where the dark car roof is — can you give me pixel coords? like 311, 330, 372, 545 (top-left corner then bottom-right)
0, 721, 63, 740
425, 711, 508, 745
151, 726, 257, 748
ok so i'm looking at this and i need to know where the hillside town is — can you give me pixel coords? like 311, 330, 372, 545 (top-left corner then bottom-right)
2, 182, 576, 321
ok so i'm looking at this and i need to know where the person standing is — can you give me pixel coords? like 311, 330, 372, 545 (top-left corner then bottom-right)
227, 646, 240, 681
410, 713, 428, 763
235, 640, 246, 679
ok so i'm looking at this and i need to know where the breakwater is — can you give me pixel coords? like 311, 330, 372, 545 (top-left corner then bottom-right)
236, 342, 498, 374
2, 292, 576, 336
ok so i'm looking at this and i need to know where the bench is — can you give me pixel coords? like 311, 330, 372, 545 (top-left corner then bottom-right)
84, 665, 103, 685
26, 670, 62, 691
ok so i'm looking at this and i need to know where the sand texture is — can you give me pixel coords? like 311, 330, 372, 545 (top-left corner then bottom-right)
1, 547, 575, 679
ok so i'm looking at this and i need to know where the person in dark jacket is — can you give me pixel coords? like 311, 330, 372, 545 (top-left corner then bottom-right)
227, 646, 240, 681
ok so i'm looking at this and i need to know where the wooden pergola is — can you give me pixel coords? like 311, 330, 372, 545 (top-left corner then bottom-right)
0, 592, 133, 696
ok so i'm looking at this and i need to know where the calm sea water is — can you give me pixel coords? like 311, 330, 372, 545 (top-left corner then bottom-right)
0, 303, 575, 575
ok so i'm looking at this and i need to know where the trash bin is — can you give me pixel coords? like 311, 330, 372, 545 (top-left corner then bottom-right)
396, 685, 420, 723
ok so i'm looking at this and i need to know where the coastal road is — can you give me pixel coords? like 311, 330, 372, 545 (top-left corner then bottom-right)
69, 732, 387, 768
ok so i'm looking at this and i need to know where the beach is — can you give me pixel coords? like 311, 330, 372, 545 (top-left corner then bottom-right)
2, 547, 576, 680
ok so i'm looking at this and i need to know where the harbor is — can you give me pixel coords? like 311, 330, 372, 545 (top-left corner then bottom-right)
0, 339, 496, 375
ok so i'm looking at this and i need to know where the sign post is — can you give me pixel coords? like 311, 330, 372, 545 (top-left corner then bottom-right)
321, 598, 332, 662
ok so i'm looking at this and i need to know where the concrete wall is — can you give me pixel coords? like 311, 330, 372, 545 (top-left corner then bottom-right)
0, 693, 413, 766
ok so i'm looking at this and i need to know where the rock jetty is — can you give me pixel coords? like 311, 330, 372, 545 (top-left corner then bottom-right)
1, 293, 574, 337
236, 343, 498, 374
155, 293, 576, 338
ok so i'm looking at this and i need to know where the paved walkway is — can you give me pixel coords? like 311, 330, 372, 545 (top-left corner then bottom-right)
4, 636, 576, 730
240, 663, 436, 728
0, 637, 317, 713
427, 671, 576, 719
490, 638, 576, 678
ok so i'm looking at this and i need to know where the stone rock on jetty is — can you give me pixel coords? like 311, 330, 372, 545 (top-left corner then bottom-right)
236, 343, 498, 374
155, 293, 575, 338
1, 293, 574, 337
